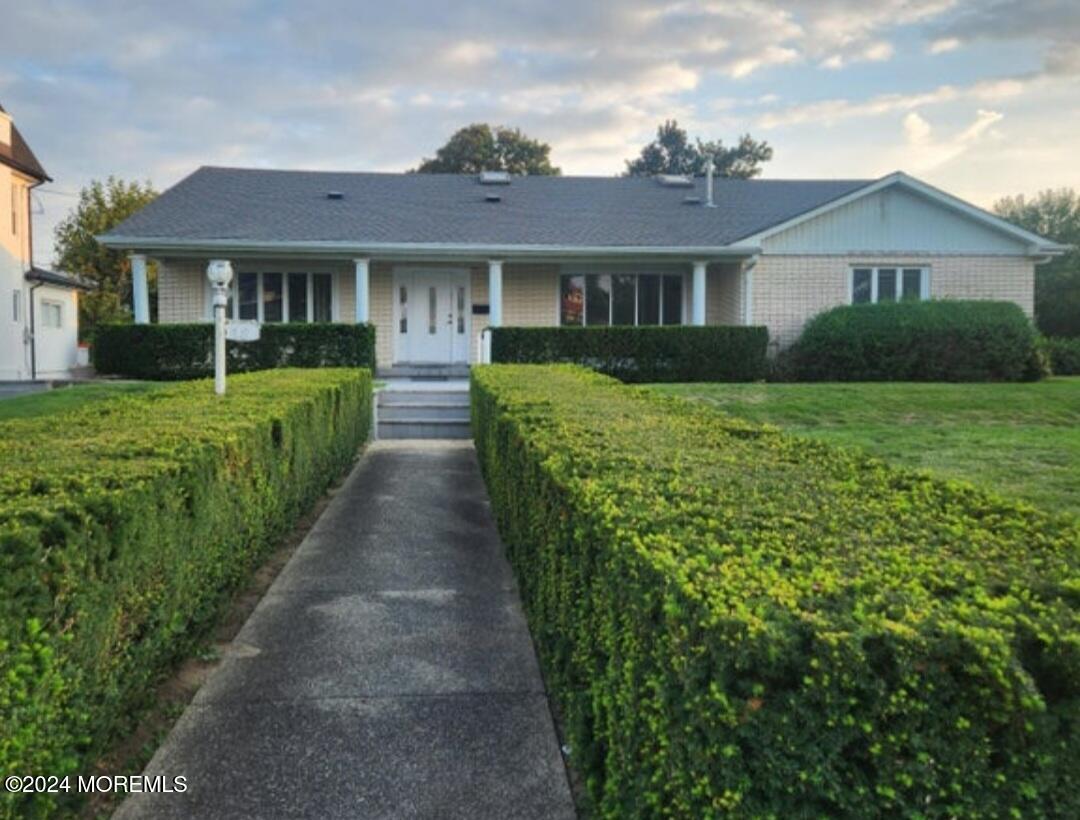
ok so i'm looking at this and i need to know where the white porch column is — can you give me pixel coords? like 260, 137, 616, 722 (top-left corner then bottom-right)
742, 257, 757, 326
353, 257, 370, 323
130, 253, 149, 324
691, 260, 707, 326
488, 259, 504, 327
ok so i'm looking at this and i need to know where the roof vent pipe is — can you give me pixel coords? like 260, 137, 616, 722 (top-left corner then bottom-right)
704, 159, 716, 208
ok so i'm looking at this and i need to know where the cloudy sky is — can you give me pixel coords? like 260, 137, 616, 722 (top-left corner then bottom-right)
2, 0, 1078, 264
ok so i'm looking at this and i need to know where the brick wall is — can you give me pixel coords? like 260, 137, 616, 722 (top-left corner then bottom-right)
157, 254, 1034, 363
752, 255, 1035, 349
503, 264, 558, 326
157, 259, 206, 322
707, 262, 743, 325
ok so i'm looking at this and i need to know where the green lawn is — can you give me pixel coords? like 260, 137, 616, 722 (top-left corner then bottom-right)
650, 378, 1080, 517
0, 381, 160, 422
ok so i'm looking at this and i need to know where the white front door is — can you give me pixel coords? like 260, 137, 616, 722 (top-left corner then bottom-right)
393, 269, 470, 364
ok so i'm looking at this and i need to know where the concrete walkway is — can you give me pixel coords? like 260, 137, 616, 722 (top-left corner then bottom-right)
117, 441, 576, 820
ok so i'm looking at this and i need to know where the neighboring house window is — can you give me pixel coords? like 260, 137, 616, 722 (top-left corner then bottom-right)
231, 272, 334, 322
851, 266, 929, 305
12, 290, 19, 323
11, 186, 18, 235
41, 300, 62, 329
560, 273, 683, 326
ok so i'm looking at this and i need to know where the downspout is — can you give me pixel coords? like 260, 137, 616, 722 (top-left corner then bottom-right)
28, 280, 42, 380
25, 178, 46, 381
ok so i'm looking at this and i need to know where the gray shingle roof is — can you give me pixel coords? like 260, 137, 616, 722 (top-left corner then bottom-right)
104, 166, 872, 249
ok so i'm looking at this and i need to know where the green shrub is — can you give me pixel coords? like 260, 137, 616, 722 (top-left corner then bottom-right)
1043, 336, 1080, 375
472, 364, 1080, 818
490, 325, 768, 382
93, 323, 376, 380
788, 300, 1045, 382
0, 369, 372, 818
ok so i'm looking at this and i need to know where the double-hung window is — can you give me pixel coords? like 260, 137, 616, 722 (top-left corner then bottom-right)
41, 300, 62, 329
851, 266, 928, 305
560, 273, 684, 326
230, 272, 334, 322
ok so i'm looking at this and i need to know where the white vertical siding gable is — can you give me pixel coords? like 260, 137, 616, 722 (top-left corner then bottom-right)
761, 187, 1030, 255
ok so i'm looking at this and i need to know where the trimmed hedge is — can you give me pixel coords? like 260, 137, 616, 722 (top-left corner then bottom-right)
787, 300, 1045, 382
0, 369, 371, 819
1043, 336, 1080, 375
93, 322, 376, 380
490, 325, 768, 382
472, 364, 1080, 818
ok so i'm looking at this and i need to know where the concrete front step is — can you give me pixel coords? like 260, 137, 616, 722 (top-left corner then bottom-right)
380, 404, 470, 423
376, 385, 472, 439
378, 390, 469, 407
377, 419, 472, 439
378, 364, 471, 380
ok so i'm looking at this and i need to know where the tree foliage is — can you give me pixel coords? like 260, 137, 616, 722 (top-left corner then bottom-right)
54, 177, 158, 337
994, 188, 1080, 337
624, 120, 773, 178
415, 124, 560, 175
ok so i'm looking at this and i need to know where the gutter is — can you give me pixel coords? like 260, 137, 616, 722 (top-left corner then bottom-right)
95, 235, 762, 262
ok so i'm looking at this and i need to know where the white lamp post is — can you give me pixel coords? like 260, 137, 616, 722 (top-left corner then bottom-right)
206, 260, 234, 395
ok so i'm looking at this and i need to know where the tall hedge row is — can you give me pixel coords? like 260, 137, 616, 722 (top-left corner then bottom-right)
0, 369, 371, 819
490, 325, 768, 382
1043, 336, 1080, 375
471, 365, 1080, 818
787, 301, 1045, 382
93, 322, 376, 380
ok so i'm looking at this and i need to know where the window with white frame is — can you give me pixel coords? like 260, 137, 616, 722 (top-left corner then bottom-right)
229, 271, 334, 322
41, 299, 62, 329
560, 273, 683, 326
12, 290, 19, 323
851, 266, 929, 305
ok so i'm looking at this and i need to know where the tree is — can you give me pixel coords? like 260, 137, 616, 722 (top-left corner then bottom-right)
54, 177, 158, 338
415, 124, 560, 175
624, 120, 773, 178
994, 188, 1080, 337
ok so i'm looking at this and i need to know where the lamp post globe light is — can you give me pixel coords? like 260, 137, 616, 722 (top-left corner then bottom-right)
206, 260, 234, 396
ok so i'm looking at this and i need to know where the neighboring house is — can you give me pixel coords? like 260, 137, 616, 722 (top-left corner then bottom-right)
0, 103, 91, 381
99, 166, 1065, 372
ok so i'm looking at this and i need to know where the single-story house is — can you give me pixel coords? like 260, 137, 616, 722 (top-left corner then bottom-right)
1, 103, 92, 381
99, 167, 1065, 372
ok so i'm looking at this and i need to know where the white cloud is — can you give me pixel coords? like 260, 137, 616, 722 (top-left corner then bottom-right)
1, 0, 1077, 264
929, 37, 961, 54
442, 41, 498, 67
757, 74, 1028, 129
899, 108, 1003, 173
903, 111, 932, 143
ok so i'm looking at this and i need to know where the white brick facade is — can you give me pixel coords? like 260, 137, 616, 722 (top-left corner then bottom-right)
155, 252, 1036, 366
751, 254, 1035, 349
157, 259, 206, 323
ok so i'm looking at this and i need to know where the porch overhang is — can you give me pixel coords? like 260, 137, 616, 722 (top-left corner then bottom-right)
95, 235, 761, 263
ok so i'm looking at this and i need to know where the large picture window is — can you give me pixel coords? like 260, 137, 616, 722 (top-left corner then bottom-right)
851, 266, 928, 305
560, 273, 683, 326
228, 271, 334, 322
